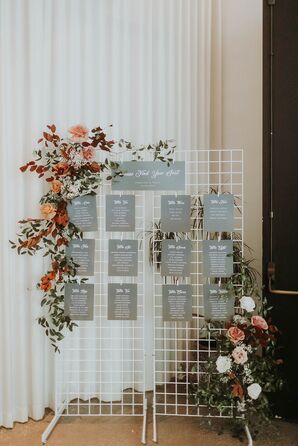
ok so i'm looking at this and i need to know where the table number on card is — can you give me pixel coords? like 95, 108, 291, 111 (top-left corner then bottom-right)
64, 283, 94, 321
66, 239, 95, 276
203, 194, 234, 232
108, 283, 137, 320
108, 239, 138, 276
161, 195, 191, 232
203, 284, 235, 321
161, 240, 192, 277
67, 194, 98, 232
162, 284, 192, 322
106, 195, 135, 232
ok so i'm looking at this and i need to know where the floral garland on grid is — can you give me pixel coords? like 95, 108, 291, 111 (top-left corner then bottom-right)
190, 262, 284, 438
10, 124, 175, 352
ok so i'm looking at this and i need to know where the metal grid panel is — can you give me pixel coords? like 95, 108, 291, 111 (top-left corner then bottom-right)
153, 150, 243, 427
52, 152, 147, 443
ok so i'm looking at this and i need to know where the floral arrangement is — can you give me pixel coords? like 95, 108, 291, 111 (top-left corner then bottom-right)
10, 124, 175, 351
191, 288, 283, 438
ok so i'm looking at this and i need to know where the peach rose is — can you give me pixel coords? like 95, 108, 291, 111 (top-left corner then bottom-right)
52, 162, 70, 176
40, 203, 57, 220
227, 326, 245, 344
68, 124, 89, 142
82, 145, 95, 160
251, 315, 268, 330
232, 346, 248, 364
51, 180, 62, 193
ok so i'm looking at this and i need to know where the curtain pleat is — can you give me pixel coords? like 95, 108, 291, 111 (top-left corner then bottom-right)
0, 0, 222, 427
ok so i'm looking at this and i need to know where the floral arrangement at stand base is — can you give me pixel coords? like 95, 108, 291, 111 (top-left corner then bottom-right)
191, 288, 284, 439
10, 124, 175, 352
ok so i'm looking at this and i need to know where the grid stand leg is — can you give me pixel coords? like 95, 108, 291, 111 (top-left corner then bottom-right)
245, 424, 253, 446
141, 397, 148, 444
41, 403, 67, 444
152, 395, 157, 443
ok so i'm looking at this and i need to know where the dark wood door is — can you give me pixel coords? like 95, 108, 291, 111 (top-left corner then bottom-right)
263, 0, 298, 420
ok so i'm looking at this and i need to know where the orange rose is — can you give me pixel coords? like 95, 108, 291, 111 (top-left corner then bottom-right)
40, 276, 51, 291
51, 180, 62, 193
54, 209, 69, 226
68, 124, 89, 142
227, 326, 245, 344
47, 271, 56, 280
40, 203, 57, 220
53, 162, 70, 176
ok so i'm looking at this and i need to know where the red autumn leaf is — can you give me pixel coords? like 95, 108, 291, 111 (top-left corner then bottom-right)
47, 124, 56, 133
232, 383, 244, 399
46, 176, 54, 182
30, 165, 37, 171
43, 132, 53, 142
20, 164, 28, 172
37, 137, 43, 144
36, 165, 44, 173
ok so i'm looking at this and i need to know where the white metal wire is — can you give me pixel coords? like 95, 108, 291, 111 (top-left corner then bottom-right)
43, 151, 147, 444
152, 150, 243, 436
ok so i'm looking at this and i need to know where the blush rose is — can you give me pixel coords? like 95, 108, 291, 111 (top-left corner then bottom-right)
82, 145, 95, 160
51, 180, 62, 193
251, 315, 268, 330
232, 346, 248, 364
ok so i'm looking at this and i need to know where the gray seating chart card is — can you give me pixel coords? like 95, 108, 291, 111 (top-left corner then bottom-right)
64, 283, 94, 320
108, 239, 138, 276
106, 195, 135, 232
108, 283, 137, 320
203, 284, 235, 321
66, 239, 95, 276
162, 284, 192, 321
67, 194, 98, 232
202, 240, 233, 277
161, 195, 191, 232
112, 161, 185, 191
161, 240, 192, 277
203, 194, 234, 232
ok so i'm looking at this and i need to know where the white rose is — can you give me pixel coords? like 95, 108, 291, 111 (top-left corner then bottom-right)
216, 355, 232, 374
240, 296, 256, 312
247, 383, 262, 400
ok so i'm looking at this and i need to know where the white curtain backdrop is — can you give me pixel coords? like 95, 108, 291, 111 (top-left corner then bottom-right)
0, 0, 222, 428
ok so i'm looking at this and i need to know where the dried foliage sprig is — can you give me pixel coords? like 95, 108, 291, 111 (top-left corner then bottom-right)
10, 124, 175, 351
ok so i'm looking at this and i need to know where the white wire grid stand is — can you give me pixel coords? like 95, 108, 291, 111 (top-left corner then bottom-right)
152, 149, 252, 445
42, 153, 147, 444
